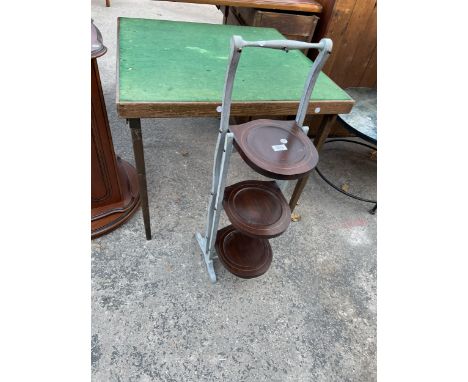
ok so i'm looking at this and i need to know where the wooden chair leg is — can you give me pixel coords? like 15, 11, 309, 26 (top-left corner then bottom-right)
105, 0, 110, 7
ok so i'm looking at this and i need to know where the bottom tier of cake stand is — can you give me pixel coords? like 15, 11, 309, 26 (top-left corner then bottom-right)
215, 225, 273, 279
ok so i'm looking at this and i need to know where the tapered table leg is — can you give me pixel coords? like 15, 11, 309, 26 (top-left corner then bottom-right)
129, 118, 152, 240
289, 114, 337, 211
223, 6, 230, 24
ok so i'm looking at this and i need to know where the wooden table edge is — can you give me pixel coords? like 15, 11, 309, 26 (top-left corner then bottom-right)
116, 100, 354, 118
116, 18, 121, 106
163, 0, 323, 14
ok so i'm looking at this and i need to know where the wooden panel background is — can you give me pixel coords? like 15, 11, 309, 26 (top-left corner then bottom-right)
323, 0, 376, 88
167, 0, 323, 13
306, 0, 377, 136
311, 0, 377, 88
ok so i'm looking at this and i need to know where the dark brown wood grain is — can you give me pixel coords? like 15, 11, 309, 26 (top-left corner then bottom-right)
349, 1, 376, 87
91, 58, 140, 238
359, 44, 377, 88
230, 119, 319, 180
327, 0, 376, 87
215, 225, 273, 279
310, 0, 377, 89
314, 0, 356, 77
117, 100, 353, 118
223, 180, 291, 238
309, 0, 335, 43
165, 0, 323, 13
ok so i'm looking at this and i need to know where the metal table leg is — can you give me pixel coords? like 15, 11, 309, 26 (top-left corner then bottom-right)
128, 118, 152, 240
289, 114, 337, 211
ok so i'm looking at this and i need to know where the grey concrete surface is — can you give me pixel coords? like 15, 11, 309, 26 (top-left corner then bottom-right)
91, 1, 377, 381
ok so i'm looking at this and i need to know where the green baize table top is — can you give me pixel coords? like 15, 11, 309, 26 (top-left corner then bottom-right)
118, 17, 352, 107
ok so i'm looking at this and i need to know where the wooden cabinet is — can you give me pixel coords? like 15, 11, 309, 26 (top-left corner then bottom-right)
91, 20, 140, 238
223, 6, 319, 53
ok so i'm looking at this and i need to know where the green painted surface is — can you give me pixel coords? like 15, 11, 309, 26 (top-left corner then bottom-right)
118, 17, 351, 103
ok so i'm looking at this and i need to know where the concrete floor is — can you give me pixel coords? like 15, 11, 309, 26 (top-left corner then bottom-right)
91, 1, 377, 381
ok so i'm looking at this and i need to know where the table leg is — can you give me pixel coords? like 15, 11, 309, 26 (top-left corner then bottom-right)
128, 118, 152, 240
223, 6, 230, 24
289, 114, 337, 211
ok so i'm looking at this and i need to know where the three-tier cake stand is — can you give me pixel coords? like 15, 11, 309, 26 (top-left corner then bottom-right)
196, 35, 332, 282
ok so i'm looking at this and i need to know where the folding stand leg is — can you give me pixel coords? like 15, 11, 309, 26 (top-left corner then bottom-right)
196, 132, 234, 283
195, 129, 226, 283
206, 133, 234, 260
203, 130, 228, 251
195, 129, 226, 257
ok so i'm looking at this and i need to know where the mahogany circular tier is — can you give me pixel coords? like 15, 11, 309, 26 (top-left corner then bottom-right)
229, 119, 319, 180
215, 225, 273, 279
223, 180, 291, 238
